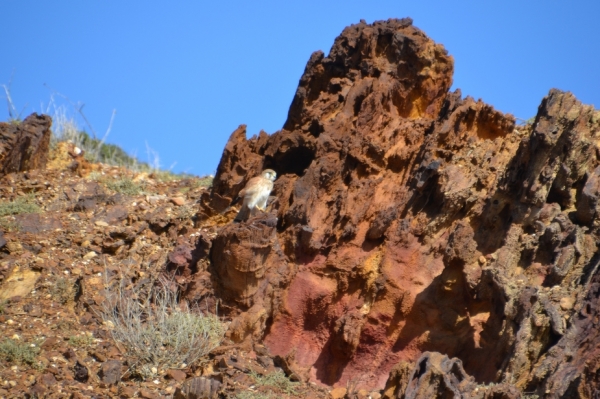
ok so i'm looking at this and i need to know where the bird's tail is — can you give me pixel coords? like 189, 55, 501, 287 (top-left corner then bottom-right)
234, 205, 250, 223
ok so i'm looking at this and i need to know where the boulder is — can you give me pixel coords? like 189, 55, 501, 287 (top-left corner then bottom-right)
0, 113, 51, 176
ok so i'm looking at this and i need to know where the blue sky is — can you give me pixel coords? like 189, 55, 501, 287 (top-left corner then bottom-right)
1, 1, 599, 175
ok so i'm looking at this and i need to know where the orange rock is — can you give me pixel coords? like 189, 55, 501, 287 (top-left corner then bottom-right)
329, 387, 347, 399
170, 196, 186, 206
167, 369, 187, 382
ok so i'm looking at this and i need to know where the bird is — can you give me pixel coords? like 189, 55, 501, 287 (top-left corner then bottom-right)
233, 169, 277, 223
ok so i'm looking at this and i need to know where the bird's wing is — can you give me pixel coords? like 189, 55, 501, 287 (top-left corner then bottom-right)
239, 177, 265, 198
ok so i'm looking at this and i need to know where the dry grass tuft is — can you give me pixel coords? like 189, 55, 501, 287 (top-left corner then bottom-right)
195, 176, 213, 188
105, 177, 145, 195
99, 279, 226, 378
249, 370, 300, 396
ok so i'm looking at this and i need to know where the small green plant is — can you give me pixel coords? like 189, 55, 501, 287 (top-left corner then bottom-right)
196, 176, 213, 188
69, 333, 95, 347
249, 370, 299, 396
105, 177, 144, 195
51, 277, 75, 304
0, 299, 7, 314
0, 217, 20, 231
0, 339, 40, 367
0, 195, 41, 217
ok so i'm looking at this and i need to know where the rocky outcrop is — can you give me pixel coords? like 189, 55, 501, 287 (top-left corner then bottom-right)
382, 352, 522, 399
211, 214, 283, 307
0, 113, 52, 176
173, 376, 221, 399
197, 18, 600, 396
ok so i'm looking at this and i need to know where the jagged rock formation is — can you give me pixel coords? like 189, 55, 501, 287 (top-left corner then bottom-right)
0, 113, 52, 176
197, 18, 600, 396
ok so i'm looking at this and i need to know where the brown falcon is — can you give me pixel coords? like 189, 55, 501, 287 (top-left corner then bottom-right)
233, 169, 277, 222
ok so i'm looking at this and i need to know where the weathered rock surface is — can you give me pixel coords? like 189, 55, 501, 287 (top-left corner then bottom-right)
0, 113, 51, 176
173, 376, 221, 399
198, 17, 600, 396
386, 351, 477, 398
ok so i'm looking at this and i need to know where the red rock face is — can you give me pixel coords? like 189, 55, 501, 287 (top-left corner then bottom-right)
0, 113, 52, 176
202, 18, 600, 395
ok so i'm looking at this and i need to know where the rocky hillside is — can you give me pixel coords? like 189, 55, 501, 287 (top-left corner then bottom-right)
1, 18, 599, 399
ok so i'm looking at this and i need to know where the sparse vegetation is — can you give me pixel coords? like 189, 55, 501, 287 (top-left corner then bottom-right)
49, 104, 198, 180
249, 370, 300, 396
87, 170, 103, 181
99, 280, 226, 378
104, 177, 145, 195
51, 277, 75, 304
195, 175, 213, 188
4, 87, 209, 183
0, 195, 41, 217
235, 391, 273, 399
0, 339, 40, 367
178, 176, 213, 194
152, 170, 183, 183
69, 333, 95, 348
0, 299, 7, 314
0, 217, 19, 232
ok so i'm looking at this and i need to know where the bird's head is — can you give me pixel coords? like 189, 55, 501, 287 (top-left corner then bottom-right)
262, 169, 277, 181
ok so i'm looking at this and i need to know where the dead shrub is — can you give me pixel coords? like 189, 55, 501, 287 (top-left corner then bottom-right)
99, 277, 225, 378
